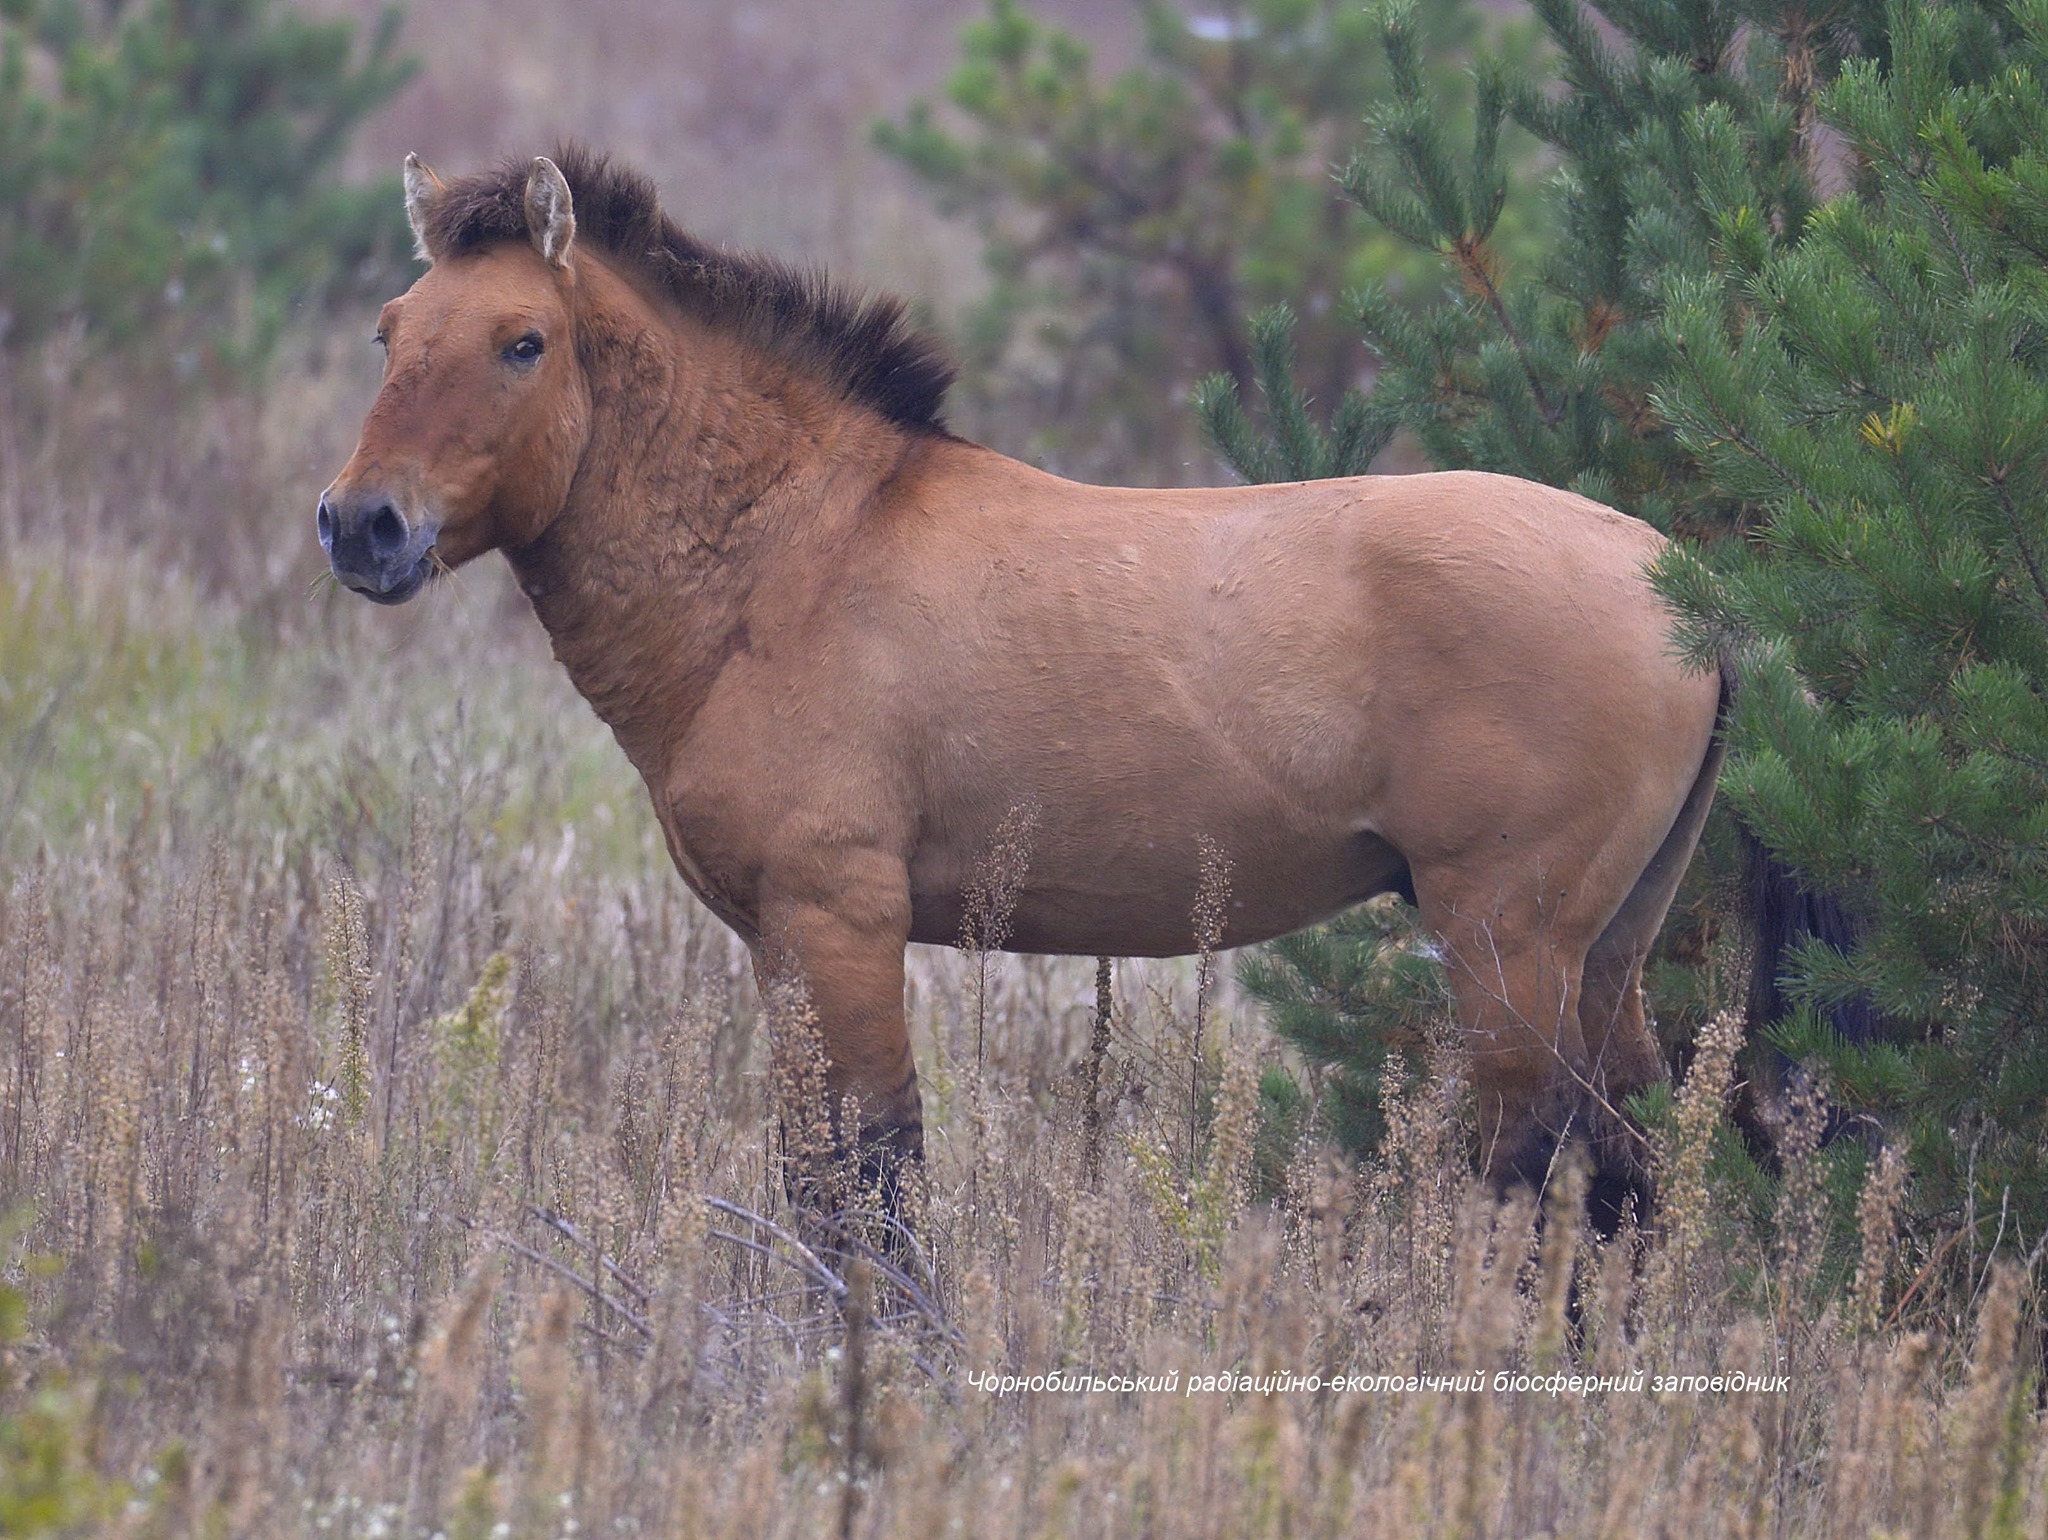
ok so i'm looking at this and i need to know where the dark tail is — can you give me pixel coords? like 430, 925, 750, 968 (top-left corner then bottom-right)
1714, 653, 1882, 1050
1738, 822, 1883, 1045
1715, 656, 1884, 1156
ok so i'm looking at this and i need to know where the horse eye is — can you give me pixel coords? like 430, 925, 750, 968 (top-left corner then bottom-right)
505, 332, 545, 364
373, 333, 387, 349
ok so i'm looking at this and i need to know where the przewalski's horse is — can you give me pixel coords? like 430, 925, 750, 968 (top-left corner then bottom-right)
321, 149, 1725, 1223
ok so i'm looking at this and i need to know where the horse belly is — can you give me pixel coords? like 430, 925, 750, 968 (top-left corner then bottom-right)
907, 808, 1408, 959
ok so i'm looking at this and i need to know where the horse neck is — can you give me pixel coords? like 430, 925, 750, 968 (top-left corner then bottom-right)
505, 303, 913, 776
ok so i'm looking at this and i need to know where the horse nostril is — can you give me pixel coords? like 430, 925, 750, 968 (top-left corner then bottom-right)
369, 505, 408, 555
316, 500, 333, 550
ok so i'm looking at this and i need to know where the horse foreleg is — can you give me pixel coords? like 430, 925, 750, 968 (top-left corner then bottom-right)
753, 853, 922, 1214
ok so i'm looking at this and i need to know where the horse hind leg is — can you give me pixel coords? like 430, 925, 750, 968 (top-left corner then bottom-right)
1416, 797, 1708, 1220
1414, 879, 1597, 1201
1574, 938, 1662, 1235
1577, 732, 1728, 1231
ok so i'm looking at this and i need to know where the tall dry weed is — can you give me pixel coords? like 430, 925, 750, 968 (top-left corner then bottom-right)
959, 799, 1038, 1070
1646, 1006, 1743, 1327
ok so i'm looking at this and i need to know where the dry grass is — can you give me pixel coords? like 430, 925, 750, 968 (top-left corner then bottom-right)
3, 534, 2045, 1537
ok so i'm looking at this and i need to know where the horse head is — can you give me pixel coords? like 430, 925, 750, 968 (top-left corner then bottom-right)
318, 155, 589, 603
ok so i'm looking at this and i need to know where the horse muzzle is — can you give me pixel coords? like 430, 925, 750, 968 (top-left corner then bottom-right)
318, 488, 439, 606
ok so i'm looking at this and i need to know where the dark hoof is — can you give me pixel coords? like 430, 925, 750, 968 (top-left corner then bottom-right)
1586, 1160, 1650, 1241
1496, 1106, 1654, 1241
854, 1119, 924, 1219
779, 1117, 924, 1221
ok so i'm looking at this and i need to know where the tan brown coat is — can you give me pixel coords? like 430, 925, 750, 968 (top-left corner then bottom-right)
322, 151, 1724, 1215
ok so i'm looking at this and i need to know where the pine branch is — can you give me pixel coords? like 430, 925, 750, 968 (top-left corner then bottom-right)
1196, 306, 1394, 483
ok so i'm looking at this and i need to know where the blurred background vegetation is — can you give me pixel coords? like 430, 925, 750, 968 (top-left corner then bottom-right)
875, 0, 1547, 480
0, 0, 415, 375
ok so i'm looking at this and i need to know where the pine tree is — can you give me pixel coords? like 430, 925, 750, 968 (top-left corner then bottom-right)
1200, 0, 1939, 531
1651, 0, 2048, 1243
877, 0, 1538, 482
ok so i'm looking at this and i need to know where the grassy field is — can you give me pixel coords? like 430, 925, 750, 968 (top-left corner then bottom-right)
3, 451, 2045, 1536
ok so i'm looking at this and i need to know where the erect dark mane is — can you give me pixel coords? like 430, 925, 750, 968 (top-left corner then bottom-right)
420, 145, 956, 432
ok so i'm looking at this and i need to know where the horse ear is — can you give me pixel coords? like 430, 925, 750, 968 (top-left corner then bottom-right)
524, 157, 576, 269
403, 152, 445, 263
